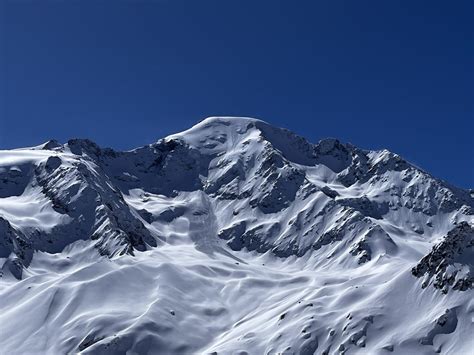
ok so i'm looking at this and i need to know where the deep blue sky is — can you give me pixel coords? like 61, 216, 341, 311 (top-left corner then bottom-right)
1, 0, 472, 188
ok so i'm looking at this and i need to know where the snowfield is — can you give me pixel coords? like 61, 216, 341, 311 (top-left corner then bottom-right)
0, 117, 473, 354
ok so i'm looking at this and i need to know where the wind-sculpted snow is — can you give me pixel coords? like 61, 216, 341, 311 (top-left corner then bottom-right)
1, 116, 473, 354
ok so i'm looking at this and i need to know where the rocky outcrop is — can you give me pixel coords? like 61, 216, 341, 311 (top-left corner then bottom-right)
0, 217, 32, 279
412, 222, 474, 292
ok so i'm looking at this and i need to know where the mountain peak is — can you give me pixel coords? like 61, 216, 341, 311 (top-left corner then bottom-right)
170, 116, 265, 139
1, 117, 473, 355
198, 116, 265, 126
164, 116, 272, 156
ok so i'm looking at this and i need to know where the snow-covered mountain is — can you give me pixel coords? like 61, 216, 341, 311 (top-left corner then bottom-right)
1, 117, 473, 355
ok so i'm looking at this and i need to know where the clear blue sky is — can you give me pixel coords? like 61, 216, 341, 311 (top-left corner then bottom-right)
1, 0, 472, 188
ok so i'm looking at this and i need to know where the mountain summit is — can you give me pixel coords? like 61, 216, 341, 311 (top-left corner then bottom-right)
1, 117, 473, 354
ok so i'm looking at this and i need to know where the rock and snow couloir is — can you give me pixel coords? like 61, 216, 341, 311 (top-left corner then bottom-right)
0, 117, 473, 354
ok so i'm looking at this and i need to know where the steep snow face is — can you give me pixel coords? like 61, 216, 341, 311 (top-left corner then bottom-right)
1, 117, 473, 355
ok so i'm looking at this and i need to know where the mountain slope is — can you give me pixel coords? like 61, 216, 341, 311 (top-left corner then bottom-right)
0, 117, 473, 354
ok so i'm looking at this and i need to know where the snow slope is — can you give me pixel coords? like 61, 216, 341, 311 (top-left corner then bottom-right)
0, 117, 473, 354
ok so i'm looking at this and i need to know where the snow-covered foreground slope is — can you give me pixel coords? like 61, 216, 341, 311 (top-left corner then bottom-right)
1, 117, 473, 354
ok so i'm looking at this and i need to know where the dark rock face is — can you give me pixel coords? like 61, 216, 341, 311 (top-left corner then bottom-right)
320, 186, 339, 199
0, 217, 32, 279
227, 223, 278, 253
0, 165, 32, 198
101, 139, 209, 197
218, 221, 247, 241
412, 222, 474, 292
314, 138, 352, 173
67, 139, 102, 157
41, 139, 62, 150
338, 197, 389, 220
249, 166, 306, 214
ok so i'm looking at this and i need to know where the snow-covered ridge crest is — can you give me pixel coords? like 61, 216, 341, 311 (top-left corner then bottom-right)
0, 117, 473, 354
1, 116, 472, 273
